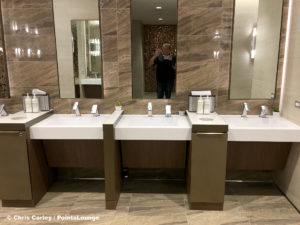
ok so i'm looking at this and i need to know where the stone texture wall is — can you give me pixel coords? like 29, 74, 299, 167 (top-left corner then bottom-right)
0, 0, 289, 115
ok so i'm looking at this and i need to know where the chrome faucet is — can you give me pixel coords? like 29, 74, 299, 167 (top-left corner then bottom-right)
259, 105, 270, 118
91, 104, 99, 117
72, 102, 81, 116
148, 102, 152, 117
241, 102, 250, 118
165, 105, 171, 117
0, 104, 8, 117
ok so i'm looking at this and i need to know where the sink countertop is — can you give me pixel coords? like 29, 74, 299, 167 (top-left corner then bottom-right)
186, 112, 228, 133
30, 114, 110, 140
221, 115, 300, 142
115, 115, 191, 140
0, 110, 53, 130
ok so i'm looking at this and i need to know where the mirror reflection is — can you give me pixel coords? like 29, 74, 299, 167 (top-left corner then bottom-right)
0, 14, 8, 98
230, 0, 283, 99
53, 0, 103, 99
131, 0, 177, 99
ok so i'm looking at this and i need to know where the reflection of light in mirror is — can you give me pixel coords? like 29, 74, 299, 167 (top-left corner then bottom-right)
90, 38, 101, 56
25, 24, 29, 33
34, 28, 39, 35
0, 47, 3, 52
14, 48, 22, 57
213, 50, 220, 59
11, 21, 19, 32
27, 48, 32, 58
213, 30, 221, 40
37, 49, 42, 58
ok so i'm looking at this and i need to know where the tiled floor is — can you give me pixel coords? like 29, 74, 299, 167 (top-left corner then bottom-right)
0, 179, 299, 225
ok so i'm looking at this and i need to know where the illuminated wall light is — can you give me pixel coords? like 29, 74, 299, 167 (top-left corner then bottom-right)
155, 6, 163, 10
280, 0, 293, 111
0, 47, 3, 52
250, 26, 257, 60
158, 18, 164, 21
11, 21, 19, 32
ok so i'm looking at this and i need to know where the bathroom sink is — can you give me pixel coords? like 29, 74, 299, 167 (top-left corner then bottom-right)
221, 115, 300, 142
80, 78, 102, 85
115, 115, 191, 140
199, 117, 214, 121
30, 114, 110, 140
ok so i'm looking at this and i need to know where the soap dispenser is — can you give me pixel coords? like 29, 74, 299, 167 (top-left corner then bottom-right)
25, 93, 33, 113
197, 97, 204, 114
204, 96, 211, 114
32, 94, 40, 113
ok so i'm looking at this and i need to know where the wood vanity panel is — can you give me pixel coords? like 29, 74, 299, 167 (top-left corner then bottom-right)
227, 142, 291, 170
121, 141, 187, 169
43, 140, 104, 168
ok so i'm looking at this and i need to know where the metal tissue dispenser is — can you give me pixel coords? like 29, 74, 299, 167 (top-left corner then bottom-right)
22, 94, 50, 111
189, 94, 215, 113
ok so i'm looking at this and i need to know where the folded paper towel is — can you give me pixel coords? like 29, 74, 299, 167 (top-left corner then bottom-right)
191, 90, 212, 96
32, 89, 47, 95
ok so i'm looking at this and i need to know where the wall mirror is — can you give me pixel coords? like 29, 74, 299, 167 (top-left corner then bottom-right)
53, 0, 103, 99
131, 0, 178, 99
0, 8, 9, 98
230, 0, 283, 99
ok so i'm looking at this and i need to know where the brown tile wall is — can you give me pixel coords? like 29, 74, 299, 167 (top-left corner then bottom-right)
0, 0, 290, 115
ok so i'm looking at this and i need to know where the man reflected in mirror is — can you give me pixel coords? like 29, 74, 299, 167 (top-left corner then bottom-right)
149, 43, 176, 99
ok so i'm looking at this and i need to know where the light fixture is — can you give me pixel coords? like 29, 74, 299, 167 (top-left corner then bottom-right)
155, 6, 162, 10
158, 17, 164, 21
250, 26, 257, 60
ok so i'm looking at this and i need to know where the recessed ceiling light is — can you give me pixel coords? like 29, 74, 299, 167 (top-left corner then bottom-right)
158, 17, 164, 21
155, 6, 163, 10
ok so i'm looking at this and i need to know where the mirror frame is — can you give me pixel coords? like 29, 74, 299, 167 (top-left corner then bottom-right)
228, 0, 284, 100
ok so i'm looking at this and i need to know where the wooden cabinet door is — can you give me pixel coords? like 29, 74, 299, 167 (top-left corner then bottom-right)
189, 133, 227, 203
0, 131, 32, 200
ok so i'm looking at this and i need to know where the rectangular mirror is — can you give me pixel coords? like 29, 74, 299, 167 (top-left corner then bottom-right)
0, 9, 9, 98
131, 0, 178, 99
230, 0, 283, 99
53, 0, 103, 99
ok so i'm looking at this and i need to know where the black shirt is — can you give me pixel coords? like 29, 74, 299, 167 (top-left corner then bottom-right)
154, 55, 176, 82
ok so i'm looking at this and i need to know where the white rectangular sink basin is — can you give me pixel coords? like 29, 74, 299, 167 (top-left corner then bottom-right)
80, 78, 102, 85
115, 115, 191, 140
30, 114, 110, 140
221, 115, 300, 142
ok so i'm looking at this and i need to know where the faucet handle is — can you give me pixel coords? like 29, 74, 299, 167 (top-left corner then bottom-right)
91, 104, 99, 116
166, 105, 171, 117
148, 102, 152, 110
72, 102, 79, 110
243, 102, 250, 111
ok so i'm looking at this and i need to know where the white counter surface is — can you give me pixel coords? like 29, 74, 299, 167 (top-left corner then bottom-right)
0, 111, 51, 124
30, 114, 110, 140
115, 115, 191, 140
221, 115, 300, 142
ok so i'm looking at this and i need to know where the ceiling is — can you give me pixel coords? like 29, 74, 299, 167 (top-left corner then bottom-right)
131, 0, 177, 25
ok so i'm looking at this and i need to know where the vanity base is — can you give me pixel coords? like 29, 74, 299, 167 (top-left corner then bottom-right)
189, 202, 223, 211
2, 200, 36, 208
106, 199, 119, 210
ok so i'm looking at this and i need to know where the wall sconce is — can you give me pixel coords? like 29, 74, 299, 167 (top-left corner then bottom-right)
251, 27, 257, 60
213, 50, 220, 59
